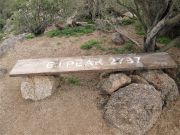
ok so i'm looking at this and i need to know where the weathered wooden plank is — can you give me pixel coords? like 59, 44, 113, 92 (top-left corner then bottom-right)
10, 52, 177, 77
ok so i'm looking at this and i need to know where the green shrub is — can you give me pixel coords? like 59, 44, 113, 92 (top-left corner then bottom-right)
46, 29, 61, 37
46, 25, 95, 37
80, 40, 103, 50
120, 18, 136, 26
157, 36, 172, 45
12, 0, 63, 35
134, 21, 145, 35
66, 76, 80, 86
25, 33, 35, 39
113, 41, 135, 54
0, 18, 6, 31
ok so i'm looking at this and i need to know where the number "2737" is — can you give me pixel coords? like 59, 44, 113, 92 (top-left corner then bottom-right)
110, 57, 141, 65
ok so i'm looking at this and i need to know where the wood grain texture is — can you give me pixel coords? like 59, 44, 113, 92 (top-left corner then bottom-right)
9, 52, 177, 77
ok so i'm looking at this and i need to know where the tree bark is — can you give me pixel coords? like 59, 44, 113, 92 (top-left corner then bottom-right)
144, 13, 180, 52
144, 36, 157, 52
144, 18, 166, 52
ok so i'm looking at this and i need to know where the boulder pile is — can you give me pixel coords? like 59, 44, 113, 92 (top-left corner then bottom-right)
16, 69, 179, 135
99, 70, 179, 135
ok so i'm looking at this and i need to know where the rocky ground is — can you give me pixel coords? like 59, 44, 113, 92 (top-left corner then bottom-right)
0, 29, 179, 135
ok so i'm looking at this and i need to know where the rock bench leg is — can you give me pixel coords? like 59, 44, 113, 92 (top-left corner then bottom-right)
21, 75, 60, 101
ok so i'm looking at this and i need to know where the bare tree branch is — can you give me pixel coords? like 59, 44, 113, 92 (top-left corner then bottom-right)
115, 27, 142, 49
134, 0, 147, 31
116, 0, 137, 15
159, 36, 180, 51
166, 14, 180, 25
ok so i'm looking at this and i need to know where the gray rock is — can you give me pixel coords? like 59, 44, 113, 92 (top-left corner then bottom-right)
95, 19, 112, 31
66, 11, 77, 27
139, 70, 179, 102
117, 17, 123, 22
101, 73, 131, 94
110, 17, 118, 24
123, 12, 134, 18
45, 25, 57, 33
66, 17, 77, 27
112, 32, 128, 45
0, 34, 27, 57
104, 84, 162, 135
21, 76, 60, 101
130, 75, 149, 84
0, 65, 7, 78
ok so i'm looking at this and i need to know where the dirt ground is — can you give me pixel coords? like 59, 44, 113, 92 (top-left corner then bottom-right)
0, 30, 179, 135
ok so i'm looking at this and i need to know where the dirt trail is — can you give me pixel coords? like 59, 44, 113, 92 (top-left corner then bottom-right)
0, 32, 114, 135
0, 30, 179, 135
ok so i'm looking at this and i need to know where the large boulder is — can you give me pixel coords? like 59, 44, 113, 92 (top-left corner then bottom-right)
138, 70, 179, 102
104, 84, 162, 135
112, 32, 128, 45
0, 34, 26, 57
21, 76, 60, 101
101, 73, 131, 94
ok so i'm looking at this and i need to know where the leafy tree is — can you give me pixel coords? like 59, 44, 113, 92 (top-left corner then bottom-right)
80, 0, 106, 20
0, 0, 16, 30
116, 0, 180, 52
12, 0, 76, 35
12, 0, 61, 35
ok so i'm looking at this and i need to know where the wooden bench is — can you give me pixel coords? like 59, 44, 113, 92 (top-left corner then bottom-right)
10, 52, 177, 76
9, 52, 177, 100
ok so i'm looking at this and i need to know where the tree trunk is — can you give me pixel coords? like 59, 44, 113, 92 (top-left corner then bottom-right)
144, 36, 157, 52
143, 16, 167, 52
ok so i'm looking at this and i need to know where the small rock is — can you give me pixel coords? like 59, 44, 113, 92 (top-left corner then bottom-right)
76, 22, 88, 26
55, 24, 65, 30
45, 25, 57, 33
66, 17, 77, 27
117, 17, 123, 22
104, 83, 162, 135
101, 73, 131, 94
123, 12, 134, 18
112, 32, 128, 45
21, 76, 60, 101
110, 17, 118, 24
139, 70, 179, 102
130, 75, 149, 84
66, 11, 78, 27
